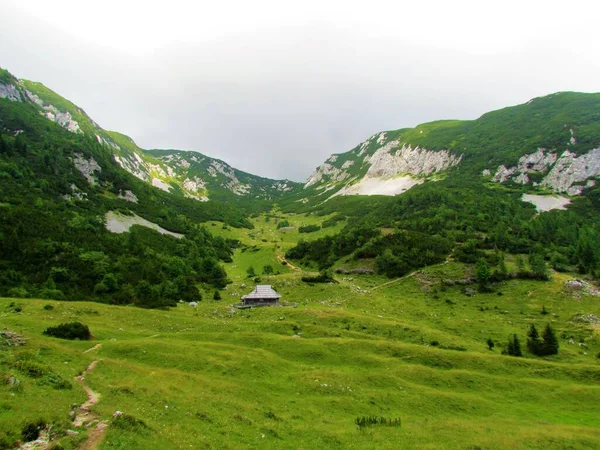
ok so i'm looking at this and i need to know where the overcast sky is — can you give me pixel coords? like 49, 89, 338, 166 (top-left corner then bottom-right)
2, 1, 600, 181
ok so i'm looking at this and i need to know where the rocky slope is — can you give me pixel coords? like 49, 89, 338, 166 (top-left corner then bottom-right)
489, 147, 599, 195
0, 68, 300, 204
304, 130, 463, 200
302, 92, 600, 201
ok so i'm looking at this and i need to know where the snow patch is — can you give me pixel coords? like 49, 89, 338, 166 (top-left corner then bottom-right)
105, 211, 183, 238
151, 178, 171, 192
522, 194, 571, 212
334, 176, 422, 197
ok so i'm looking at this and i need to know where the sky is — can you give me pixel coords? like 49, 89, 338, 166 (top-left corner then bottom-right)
2, 1, 600, 181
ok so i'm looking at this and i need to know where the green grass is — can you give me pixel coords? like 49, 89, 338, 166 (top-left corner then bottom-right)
1, 236, 600, 449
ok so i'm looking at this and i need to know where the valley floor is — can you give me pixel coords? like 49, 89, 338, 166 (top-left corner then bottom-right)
1, 214, 600, 449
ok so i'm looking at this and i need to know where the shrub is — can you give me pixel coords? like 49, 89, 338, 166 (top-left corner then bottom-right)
298, 224, 320, 233
13, 361, 49, 378
213, 290, 221, 300
38, 374, 72, 390
21, 419, 45, 442
112, 414, 149, 431
301, 271, 336, 284
43, 322, 91, 340
43, 304, 54, 311
355, 416, 401, 429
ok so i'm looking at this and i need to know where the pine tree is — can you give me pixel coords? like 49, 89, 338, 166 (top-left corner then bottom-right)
503, 334, 522, 356
213, 290, 221, 300
541, 323, 559, 355
527, 324, 541, 355
512, 334, 522, 357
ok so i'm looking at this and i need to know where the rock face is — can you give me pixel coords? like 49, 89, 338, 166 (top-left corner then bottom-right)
542, 149, 600, 194
491, 148, 600, 195
208, 160, 251, 195
305, 135, 462, 198
305, 162, 350, 188
72, 153, 101, 185
118, 190, 138, 203
25, 90, 81, 134
365, 142, 461, 178
0, 82, 22, 101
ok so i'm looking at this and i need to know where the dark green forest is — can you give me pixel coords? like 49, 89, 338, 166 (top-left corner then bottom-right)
286, 179, 600, 279
0, 99, 253, 307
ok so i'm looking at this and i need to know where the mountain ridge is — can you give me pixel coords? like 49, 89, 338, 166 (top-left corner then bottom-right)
301, 91, 600, 202
0, 68, 302, 205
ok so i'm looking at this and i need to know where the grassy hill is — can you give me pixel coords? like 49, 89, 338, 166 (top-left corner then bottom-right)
1, 212, 600, 449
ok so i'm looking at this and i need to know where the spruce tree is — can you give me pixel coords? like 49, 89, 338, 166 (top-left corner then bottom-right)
512, 334, 523, 357
541, 324, 559, 355
527, 324, 541, 355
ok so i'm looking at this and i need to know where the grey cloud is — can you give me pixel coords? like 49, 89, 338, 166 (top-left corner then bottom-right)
2, 4, 600, 181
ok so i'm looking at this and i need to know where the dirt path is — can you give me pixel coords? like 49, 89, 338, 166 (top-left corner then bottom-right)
83, 343, 102, 354
72, 360, 108, 450
371, 256, 454, 291
277, 254, 300, 271
371, 270, 418, 291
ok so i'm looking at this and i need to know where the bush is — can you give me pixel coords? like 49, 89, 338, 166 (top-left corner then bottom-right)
355, 416, 401, 429
213, 290, 221, 300
13, 361, 49, 378
43, 304, 54, 311
21, 419, 45, 442
43, 322, 91, 340
112, 414, 149, 432
301, 271, 336, 283
298, 224, 321, 233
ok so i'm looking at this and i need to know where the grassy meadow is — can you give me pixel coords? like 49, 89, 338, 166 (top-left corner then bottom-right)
1, 213, 600, 449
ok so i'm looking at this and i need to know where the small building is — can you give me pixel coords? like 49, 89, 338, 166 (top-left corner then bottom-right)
241, 285, 281, 307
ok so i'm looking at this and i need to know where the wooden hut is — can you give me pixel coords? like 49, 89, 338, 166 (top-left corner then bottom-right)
241, 285, 281, 306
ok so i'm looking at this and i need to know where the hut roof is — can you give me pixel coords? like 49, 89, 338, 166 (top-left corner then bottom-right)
242, 285, 281, 300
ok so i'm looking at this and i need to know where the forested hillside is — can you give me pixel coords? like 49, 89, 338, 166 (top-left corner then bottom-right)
0, 74, 252, 307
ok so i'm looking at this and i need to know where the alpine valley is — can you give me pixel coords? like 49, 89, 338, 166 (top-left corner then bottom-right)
1, 67, 600, 450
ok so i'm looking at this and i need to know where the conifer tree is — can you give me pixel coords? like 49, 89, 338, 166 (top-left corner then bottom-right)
512, 334, 522, 356
527, 324, 541, 355
503, 334, 522, 357
541, 323, 559, 355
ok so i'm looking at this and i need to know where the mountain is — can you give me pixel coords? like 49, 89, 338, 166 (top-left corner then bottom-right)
302, 92, 600, 201
0, 67, 261, 306
0, 69, 300, 207
145, 149, 300, 206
